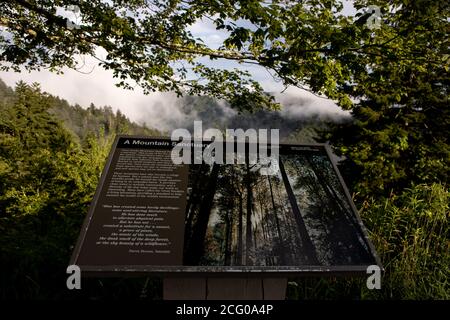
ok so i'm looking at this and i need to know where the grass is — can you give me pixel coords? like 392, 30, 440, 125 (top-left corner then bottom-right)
287, 183, 449, 300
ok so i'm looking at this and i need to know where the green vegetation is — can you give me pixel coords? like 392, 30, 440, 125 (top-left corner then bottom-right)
0, 80, 163, 299
287, 183, 449, 300
363, 184, 449, 299
0, 81, 105, 298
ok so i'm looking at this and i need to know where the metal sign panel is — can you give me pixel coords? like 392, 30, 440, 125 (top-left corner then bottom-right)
70, 136, 381, 276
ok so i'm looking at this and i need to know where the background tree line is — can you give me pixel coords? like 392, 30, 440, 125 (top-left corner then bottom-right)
0, 79, 163, 299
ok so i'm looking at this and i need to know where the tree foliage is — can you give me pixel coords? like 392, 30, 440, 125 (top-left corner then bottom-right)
320, 1, 449, 196
2, 0, 448, 196
0, 81, 119, 298
0, 1, 444, 107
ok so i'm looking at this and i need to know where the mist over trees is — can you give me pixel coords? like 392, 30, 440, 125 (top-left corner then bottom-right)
155, 94, 349, 140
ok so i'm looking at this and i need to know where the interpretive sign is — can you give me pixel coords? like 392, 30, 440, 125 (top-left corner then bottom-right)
70, 136, 381, 276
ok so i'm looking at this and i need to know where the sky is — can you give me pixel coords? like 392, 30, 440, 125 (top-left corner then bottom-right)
0, 1, 357, 132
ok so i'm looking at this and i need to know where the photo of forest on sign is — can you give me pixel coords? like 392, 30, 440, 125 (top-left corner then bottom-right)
182, 147, 375, 267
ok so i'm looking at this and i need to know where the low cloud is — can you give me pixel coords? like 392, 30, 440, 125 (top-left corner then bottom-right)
0, 54, 349, 133
273, 87, 350, 121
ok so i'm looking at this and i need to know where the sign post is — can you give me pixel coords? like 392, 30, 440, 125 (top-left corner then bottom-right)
163, 277, 287, 300
70, 136, 381, 300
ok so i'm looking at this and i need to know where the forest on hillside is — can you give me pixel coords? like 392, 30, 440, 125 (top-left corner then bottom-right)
182, 150, 375, 268
0, 80, 165, 299
0, 79, 161, 142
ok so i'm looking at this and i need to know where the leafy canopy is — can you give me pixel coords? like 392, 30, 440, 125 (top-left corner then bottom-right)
1, 1, 445, 109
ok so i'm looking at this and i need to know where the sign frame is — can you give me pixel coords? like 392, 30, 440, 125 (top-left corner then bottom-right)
70, 135, 382, 277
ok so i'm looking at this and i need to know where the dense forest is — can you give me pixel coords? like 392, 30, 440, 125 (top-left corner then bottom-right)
0, 79, 163, 299
0, 79, 161, 142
